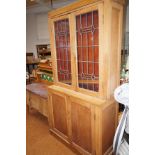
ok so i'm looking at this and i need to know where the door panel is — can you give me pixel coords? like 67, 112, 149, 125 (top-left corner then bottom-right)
52, 93, 68, 136
71, 100, 92, 153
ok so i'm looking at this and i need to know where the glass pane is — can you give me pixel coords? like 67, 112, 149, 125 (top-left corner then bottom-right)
76, 10, 99, 92
54, 19, 72, 85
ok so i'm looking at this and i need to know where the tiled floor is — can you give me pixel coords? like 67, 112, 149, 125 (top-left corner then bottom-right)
26, 109, 77, 155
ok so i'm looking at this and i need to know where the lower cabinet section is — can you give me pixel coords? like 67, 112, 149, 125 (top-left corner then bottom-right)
48, 87, 117, 155
26, 90, 48, 117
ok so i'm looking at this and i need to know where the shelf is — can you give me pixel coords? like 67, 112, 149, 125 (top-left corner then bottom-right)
38, 65, 52, 71
58, 80, 98, 84
38, 51, 51, 54
37, 71, 52, 76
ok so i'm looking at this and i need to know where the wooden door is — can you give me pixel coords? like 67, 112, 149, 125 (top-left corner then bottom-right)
69, 97, 93, 155
50, 92, 69, 140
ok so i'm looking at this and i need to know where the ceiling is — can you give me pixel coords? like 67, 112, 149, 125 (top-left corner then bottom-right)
26, 0, 51, 8
26, 0, 75, 8
26, 0, 77, 14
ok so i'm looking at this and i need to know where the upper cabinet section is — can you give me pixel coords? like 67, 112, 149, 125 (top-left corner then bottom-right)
76, 10, 99, 92
54, 18, 72, 85
48, 0, 124, 98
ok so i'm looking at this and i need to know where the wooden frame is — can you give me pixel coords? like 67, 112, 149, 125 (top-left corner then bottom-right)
48, 0, 125, 19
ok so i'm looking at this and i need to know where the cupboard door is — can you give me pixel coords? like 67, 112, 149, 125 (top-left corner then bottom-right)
70, 98, 92, 154
52, 93, 68, 138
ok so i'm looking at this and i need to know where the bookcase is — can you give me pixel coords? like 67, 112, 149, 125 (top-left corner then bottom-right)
36, 44, 51, 59
47, 0, 125, 154
36, 60, 53, 84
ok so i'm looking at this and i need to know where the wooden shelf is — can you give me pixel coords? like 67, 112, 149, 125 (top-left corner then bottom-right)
59, 80, 98, 84
38, 51, 51, 54
37, 71, 52, 76
36, 60, 53, 84
38, 65, 52, 71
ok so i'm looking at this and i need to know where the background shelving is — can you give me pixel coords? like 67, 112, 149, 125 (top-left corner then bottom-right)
36, 44, 51, 59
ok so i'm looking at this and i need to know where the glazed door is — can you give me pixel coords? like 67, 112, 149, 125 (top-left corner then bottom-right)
50, 15, 73, 89
75, 7, 99, 93
49, 3, 105, 97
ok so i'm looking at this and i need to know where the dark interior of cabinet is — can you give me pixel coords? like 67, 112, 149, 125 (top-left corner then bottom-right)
54, 19, 72, 85
76, 10, 99, 92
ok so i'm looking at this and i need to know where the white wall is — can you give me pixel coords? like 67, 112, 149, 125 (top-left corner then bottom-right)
26, 0, 77, 58
125, 4, 129, 49
125, 5, 129, 33
26, 13, 50, 58
36, 13, 50, 40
